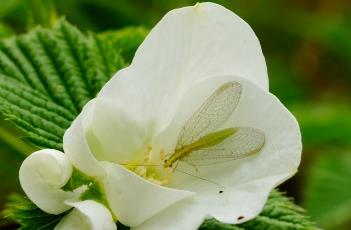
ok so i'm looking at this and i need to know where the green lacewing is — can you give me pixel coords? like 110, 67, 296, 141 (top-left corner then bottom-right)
164, 82, 265, 168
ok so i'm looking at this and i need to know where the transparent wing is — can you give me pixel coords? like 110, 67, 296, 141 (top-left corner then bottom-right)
176, 82, 242, 149
181, 127, 265, 166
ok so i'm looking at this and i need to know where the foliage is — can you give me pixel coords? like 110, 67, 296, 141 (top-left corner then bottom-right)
99, 26, 149, 63
0, 18, 126, 150
0, 19, 319, 230
292, 102, 351, 148
0, 22, 13, 39
303, 151, 351, 229
2, 194, 68, 230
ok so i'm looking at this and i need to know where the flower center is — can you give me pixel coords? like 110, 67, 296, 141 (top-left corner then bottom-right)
123, 145, 173, 186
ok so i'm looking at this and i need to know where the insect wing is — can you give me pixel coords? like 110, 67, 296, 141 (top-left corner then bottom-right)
176, 82, 242, 149
182, 127, 265, 166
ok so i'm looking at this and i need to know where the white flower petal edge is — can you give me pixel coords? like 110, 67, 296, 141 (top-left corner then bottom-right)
19, 150, 80, 214
55, 200, 116, 230
131, 1, 268, 90
98, 2, 268, 136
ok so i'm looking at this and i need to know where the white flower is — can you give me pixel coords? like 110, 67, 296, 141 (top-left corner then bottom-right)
19, 150, 116, 230
19, 2, 301, 230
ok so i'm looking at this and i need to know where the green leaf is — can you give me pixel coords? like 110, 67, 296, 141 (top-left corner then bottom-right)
2, 194, 68, 230
85, 32, 125, 96
98, 26, 148, 63
0, 18, 125, 150
303, 151, 351, 229
0, 20, 318, 230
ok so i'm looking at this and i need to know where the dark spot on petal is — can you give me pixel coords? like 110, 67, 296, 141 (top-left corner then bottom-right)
219, 190, 223, 193
237, 216, 244, 220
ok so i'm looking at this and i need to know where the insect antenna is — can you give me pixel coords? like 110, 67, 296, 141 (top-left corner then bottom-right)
174, 168, 224, 189
119, 163, 163, 167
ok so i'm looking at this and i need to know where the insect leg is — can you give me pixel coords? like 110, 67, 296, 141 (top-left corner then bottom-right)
181, 160, 199, 173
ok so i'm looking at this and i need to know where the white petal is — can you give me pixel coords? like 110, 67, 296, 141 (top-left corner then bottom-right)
19, 149, 76, 214
102, 162, 193, 227
135, 174, 290, 230
64, 99, 106, 178
133, 2, 268, 89
133, 197, 206, 230
86, 98, 150, 164
65, 96, 151, 167
154, 75, 300, 224
55, 200, 116, 230
98, 2, 268, 134
198, 173, 294, 224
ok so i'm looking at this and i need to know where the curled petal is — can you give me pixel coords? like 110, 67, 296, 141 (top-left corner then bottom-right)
55, 200, 116, 230
64, 99, 106, 178
19, 149, 77, 214
102, 162, 194, 227
133, 198, 206, 230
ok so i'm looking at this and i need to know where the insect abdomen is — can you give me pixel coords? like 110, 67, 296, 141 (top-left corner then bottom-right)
164, 128, 237, 167
193, 128, 237, 149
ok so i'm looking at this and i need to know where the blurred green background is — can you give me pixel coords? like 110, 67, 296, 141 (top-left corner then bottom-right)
0, 0, 350, 229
